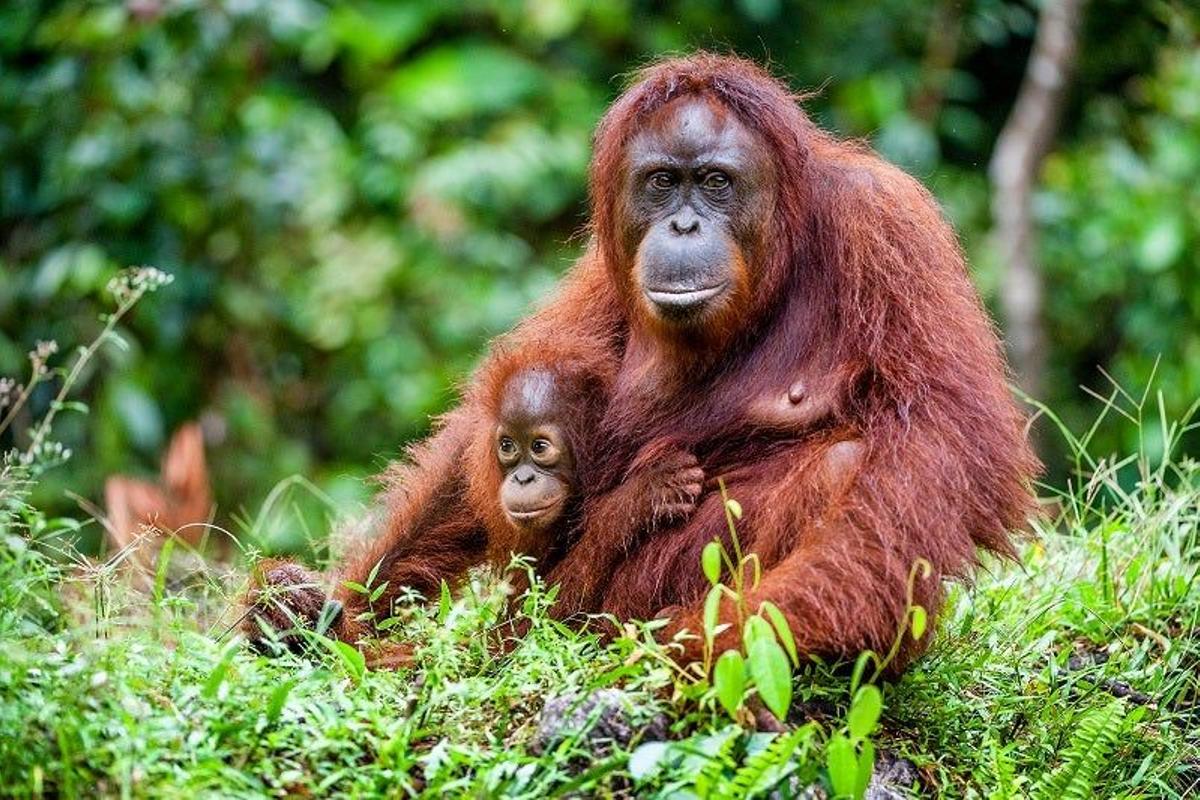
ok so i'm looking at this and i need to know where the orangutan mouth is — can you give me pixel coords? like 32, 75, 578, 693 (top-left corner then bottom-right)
506, 500, 562, 523
644, 282, 728, 313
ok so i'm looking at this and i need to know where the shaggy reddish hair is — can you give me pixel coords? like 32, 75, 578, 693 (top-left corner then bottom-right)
566, 55, 1039, 667
592, 55, 815, 334
249, 54, 1038, 673
463, 332, 619, 571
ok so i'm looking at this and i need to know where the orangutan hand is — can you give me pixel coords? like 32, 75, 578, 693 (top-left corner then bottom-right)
630, 447, 705, 526
242, 559, 342, 653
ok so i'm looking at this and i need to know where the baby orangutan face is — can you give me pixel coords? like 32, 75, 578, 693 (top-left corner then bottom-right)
495, 369, 577, 531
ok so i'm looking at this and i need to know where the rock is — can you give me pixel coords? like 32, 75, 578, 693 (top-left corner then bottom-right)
866, 751, 921, 799
1065, 647, 1153, 706
769, 779, 827, 799
531, 688, 667, 755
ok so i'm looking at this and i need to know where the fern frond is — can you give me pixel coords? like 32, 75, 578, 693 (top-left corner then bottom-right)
1031, 700, 1129, 800
695, 731, 741, 798
985, 739, 1019, 800
727, 726, 815, 798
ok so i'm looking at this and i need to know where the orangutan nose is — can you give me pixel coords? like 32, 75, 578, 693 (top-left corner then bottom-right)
669, 209, 700, 236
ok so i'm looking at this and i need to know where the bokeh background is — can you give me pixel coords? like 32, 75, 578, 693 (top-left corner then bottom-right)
1, 0, 1198, 553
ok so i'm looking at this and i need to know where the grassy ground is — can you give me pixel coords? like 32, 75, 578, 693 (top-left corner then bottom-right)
1, 393, 1198, 799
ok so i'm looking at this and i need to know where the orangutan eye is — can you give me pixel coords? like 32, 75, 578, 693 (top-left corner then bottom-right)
702, 171, 730, 190
531, 438, 550, 455
648, 171, 676, 190
498, 437, 517, 457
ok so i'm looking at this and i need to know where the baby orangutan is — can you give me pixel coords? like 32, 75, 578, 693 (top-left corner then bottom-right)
468, 356, 707, 626
474, 366, 585, 571
243, 345, 705, 662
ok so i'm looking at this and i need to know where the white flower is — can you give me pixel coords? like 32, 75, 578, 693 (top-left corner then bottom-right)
106, 266, 174, 304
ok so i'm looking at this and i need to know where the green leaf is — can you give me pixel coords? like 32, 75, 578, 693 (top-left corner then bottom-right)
702, 541, 723, 585
320, 636, 366, 682
725, 498, 743, 520
742, 615, 776, 650
341, 580, 369, 595
910, 605, 927, 640
703, 584, 723, 644
855, 739, 875, 799
713, 650, 747, 717
759, 602, 798, 667
202, 640, 240, 699
266, 677, 299, 724
826, 734, 858, 798
369, 580, 390, 603
628, 741, 670, 781
847, 685, 882, 740
748, 637, 792, 720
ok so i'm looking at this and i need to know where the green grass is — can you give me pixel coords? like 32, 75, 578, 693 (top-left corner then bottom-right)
2, 404, 1198, 799
0, 279, 1197, 797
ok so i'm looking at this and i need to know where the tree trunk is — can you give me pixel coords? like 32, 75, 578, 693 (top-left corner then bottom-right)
989, 0, 1086, 400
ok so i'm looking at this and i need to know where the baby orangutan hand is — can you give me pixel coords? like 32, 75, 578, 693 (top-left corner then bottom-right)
242, 558, 342, 653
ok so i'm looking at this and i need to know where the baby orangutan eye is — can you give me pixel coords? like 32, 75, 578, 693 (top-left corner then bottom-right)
530, 438, 550, 455
498, 437, 517, 457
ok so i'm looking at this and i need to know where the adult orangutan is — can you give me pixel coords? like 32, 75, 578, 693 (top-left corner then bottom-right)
245, 54, 1038, 672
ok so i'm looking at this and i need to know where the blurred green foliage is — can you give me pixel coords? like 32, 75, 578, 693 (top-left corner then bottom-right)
0, 0, 1196, 547
1039, 19, 1200, 463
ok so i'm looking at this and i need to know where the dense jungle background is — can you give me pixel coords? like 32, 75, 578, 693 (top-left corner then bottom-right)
3, 0, 1198, 555
4, 2, 1200, 798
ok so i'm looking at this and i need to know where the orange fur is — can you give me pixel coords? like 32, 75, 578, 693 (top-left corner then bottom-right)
297, 55, 1038, 674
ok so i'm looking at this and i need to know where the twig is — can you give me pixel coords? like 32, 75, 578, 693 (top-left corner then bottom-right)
23, 297, 139, 463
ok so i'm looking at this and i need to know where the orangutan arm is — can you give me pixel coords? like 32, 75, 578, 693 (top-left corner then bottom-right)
648, 437, 915, 667
330, 409, 489, 643
242, 409, 489, 654
545, 443, 705, 621
658, 418, 1033, 674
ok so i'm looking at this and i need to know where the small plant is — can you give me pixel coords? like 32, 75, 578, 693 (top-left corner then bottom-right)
0, 266, 172, 638
687, 480, 800, 726
824, 685, 884, 799
1029, 700, 1143, 800
668, 481, 934, 798
0, 266, 172, 473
